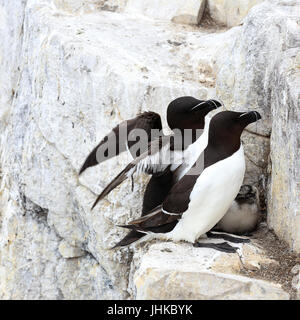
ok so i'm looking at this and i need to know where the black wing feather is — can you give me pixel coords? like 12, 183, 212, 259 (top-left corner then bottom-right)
79, 111, 162, 175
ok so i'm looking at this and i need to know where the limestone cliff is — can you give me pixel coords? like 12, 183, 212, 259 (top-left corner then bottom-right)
0, 0, 299, 299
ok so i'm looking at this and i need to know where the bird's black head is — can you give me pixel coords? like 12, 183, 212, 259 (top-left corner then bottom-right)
203, 110, 261, 168
208, 110, 261, 150
166, 96, 222, 131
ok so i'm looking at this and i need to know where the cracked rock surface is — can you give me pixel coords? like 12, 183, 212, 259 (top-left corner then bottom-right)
130, 240, 290, 300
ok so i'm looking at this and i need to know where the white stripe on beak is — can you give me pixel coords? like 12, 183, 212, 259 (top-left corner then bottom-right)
217, 98, 226, 109
190, 101, 207, 111
238, 112, 248, 118
209, 100, 219, 109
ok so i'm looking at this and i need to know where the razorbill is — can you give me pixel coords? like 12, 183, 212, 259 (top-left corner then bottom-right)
114, 110, 261, 252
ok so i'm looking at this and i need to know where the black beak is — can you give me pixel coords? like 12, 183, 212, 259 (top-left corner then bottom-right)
249, 111, 261, 122
238, 111, 262, 125
190, 99, 222, 112
207, 99, 222, 109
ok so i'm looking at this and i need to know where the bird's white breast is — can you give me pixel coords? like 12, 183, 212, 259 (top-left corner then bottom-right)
166, 144, 246, 243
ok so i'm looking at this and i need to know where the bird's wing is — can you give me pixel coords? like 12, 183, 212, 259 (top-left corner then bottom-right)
91, 135, 184, 209
79, 111, 162, 175
161, 168, 201, 214
118, 205, 181, 234
117, 161, 204, 233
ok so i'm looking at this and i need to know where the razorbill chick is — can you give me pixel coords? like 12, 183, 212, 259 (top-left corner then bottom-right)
214, 185, 261, 235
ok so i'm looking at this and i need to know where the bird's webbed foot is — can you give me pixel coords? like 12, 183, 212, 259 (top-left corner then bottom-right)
207, 231, 250, 244
193, 241, 238, 253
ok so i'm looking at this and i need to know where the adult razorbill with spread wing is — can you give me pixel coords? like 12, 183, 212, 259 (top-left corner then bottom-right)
88, 98, 222, 209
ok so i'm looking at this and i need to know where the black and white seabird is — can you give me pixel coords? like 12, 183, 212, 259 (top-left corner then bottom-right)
79, 97, 222, 210
140, 97, 222, 214
113, 110, 261, 252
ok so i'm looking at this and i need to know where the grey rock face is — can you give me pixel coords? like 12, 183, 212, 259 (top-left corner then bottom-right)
207, 0, 265, 27
267, 48, 300, 253
125, 0, 207, 25
216, 0, 299, 185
